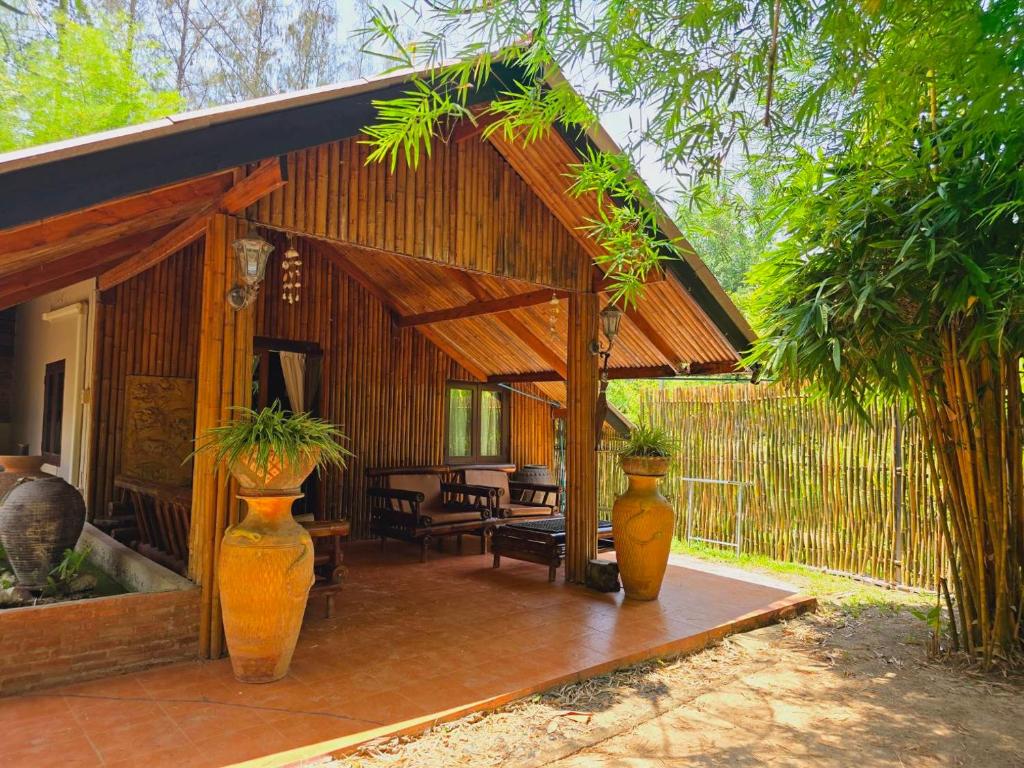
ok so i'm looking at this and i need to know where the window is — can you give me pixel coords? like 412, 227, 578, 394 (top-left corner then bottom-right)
41, 359, 65, 466
445, 382, 509, 463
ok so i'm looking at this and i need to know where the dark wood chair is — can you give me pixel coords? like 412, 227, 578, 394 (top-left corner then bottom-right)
367, 469, 497, 561
302, 519, 349, 618
460, 468, 562, 521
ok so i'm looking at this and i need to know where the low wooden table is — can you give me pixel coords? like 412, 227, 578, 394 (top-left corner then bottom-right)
492, 517, 614, 582
301, 519, 350, 618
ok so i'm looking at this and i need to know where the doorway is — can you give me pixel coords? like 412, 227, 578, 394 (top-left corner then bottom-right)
252, 336, 324, 518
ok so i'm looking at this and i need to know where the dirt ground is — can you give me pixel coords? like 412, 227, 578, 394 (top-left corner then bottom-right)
326, 565, 1024, 768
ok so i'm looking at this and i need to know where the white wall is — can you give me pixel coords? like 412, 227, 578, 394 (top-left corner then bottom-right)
11, 279, 97, 491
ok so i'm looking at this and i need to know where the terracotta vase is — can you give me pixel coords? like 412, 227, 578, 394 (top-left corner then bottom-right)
0, 455, 46, 475
611, 455, 674, 601
218, 450, 317, 683
0, 455, 47, 505
0, 477, 86, 589
219, 494, 314, 682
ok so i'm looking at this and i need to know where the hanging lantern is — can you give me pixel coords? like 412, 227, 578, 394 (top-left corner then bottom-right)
281, 237, 302, 305
227, 227, 273, 309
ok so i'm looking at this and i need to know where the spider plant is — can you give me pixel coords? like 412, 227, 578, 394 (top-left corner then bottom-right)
191, 401, 352, 475
618, 422, 675, 459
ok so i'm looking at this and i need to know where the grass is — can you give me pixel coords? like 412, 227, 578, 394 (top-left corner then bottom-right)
671, 537, 934, 616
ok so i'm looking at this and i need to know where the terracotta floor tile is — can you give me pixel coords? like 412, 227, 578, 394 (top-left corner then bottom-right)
0, 542, 810, 768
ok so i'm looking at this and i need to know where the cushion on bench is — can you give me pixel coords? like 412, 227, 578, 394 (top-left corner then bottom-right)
421, 510, 485, 526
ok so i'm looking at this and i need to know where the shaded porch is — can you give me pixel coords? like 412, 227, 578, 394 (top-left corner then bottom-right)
1, 542, 814, 768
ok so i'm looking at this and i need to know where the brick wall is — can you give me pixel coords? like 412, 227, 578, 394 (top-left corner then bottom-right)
0, 587, 200, 696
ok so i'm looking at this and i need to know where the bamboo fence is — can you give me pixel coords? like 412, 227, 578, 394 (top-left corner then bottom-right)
595, 384, 941, 589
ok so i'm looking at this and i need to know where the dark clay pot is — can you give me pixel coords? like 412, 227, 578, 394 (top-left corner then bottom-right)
0, 477, 86, 589
512, 464, 554, 485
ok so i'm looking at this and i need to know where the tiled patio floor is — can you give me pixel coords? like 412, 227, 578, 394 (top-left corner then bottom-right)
2, 542, 814, 768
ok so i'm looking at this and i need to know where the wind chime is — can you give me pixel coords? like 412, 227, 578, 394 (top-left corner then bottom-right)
548, 293, 560, 341
281, 236, 302, 305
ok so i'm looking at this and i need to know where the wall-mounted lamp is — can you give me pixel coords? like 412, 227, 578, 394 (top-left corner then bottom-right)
227, 227, 274, 310
590, 303, 623, 361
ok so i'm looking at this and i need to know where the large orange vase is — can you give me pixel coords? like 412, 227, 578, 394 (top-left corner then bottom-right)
611, 456, 674, 601
219, 493, 314, 682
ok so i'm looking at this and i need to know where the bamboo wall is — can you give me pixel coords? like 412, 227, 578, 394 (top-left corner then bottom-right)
89, 240, 204, 514
247, 138, 592, 292
596, 384, 940, 588
89, 234, 555, 537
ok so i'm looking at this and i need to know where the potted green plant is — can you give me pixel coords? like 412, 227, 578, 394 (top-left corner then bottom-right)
192, 402, 352, 683
611, 423, 676, 601
194, 401, 352, 495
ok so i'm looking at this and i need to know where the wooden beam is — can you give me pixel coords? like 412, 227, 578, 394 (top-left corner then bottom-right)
0, 226, 176, 310
315, 240, 492, 382
98, 158, 288, 290
188, 214, 254, 659
447, 270, 569, 379
621, 308, 682, 371
397, 288, 567, 327
0, 172, 234, 278
565, 293, 599, 583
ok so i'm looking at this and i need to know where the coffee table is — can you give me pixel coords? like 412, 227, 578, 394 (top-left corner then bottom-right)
491, 517, 614, 582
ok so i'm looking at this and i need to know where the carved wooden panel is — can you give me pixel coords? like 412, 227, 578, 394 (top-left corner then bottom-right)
121, 375, 195, 486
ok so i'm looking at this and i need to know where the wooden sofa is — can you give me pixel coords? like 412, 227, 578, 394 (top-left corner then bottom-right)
459, 468, 562, 521
367, 467, 499, 561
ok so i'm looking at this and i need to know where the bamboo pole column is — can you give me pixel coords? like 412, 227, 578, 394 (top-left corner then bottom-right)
565, 292, 599, 583
188, 214, 254, 659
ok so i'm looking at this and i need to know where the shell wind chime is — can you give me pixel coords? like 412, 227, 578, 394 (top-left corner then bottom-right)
548, 293, 560, 341
281, 237, 302, 305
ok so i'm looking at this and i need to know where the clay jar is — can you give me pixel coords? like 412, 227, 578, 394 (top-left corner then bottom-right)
611, 455, 673, 601
0, 476, 86, 589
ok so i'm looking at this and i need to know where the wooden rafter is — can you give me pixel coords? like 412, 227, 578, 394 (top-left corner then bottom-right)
592, 266, 681, 372
0, 225, 176, 311
97, 158, 288, 290
0, 174, 233, 280
396, 287, 567, 327
446, 270, 569, 379
314, 240, 491, 381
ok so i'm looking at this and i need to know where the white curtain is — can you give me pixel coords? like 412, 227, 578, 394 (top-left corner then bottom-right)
278, 351, 306, 412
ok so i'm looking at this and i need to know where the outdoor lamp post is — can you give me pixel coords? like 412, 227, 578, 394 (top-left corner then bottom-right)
227, 227, 274, 310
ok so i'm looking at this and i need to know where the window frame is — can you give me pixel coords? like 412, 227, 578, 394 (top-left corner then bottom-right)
444, 381, 510, 465
41, 359, 66, 467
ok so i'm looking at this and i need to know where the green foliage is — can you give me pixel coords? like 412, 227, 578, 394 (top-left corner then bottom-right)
619, 422, 674, 459
192, 401, 353, 476
359, 1, 1022, 305
50, 547, 88, 584
748, 108, 1024, 409
680, 171, 777, 325
0, 12, 183, 152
